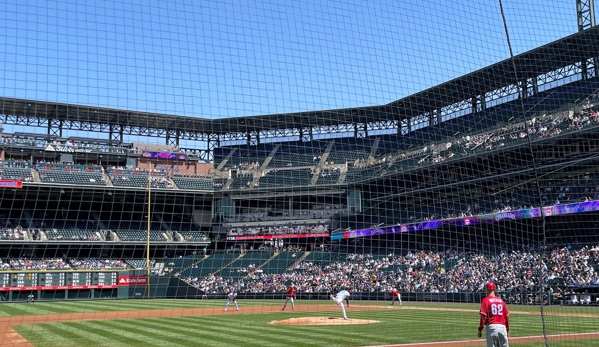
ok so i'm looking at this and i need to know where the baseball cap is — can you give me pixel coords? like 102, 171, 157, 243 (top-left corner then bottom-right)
485, 281, 496, 291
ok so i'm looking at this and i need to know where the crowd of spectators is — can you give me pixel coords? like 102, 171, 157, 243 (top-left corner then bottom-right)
173, 173, 213, 179
416, 106, 598, 167
181, 244, 599, 300
0, 135, 134, 155
230, 162, 260, 170
227, 224, 329, 237
0, 227, 25, 240
0, 258, 134, 270
45, 229, 101, 241
68, 259, 129, 269
319, 166, 341, 177
0, 159, 31, 169
150, 176, 174, 188
347, 103, 599, 178
1, 258, 71, 271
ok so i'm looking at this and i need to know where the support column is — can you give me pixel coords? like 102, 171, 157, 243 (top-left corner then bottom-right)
48, 119, 62, 137
577, 0, 596, 79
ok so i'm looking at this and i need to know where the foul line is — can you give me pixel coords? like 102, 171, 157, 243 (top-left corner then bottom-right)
364, 332, 599, 347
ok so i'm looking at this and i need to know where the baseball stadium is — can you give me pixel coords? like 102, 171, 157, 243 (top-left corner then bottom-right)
1, 1, 599, 346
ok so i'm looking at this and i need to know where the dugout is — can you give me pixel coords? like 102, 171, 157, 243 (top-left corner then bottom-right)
564, 285, 599, 305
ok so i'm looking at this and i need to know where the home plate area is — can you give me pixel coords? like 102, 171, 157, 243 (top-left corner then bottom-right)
270, 317, 380, 326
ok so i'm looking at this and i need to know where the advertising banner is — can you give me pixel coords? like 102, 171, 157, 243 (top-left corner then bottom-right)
0, 285, 118, 291
117, 276, 148, 286
0, 180, 22, 188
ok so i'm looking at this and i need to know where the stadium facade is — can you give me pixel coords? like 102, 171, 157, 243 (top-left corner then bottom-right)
1, 26, 599, 303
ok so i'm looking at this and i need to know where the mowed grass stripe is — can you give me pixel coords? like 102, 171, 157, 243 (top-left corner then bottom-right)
0, 299, 330, 317
93, 319, 194, 347
106, 316, 221, 340
17, 321, 102, 347
175, 314, 321, 347
193, 321, 323, 347
0, 302, 72, 316
69, 321, 157, 347
128, 316, 270, 347
105, 315, 292, 347
186, 320, 271, 347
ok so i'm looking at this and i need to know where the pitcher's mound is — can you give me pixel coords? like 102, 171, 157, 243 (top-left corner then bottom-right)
270, 316, 379, 326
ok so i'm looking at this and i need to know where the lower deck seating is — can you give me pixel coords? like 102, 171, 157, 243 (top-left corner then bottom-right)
165, 255, 206, 272
259, 251, 302, 274
212, 251, 273, 279
178, 253, 239, 278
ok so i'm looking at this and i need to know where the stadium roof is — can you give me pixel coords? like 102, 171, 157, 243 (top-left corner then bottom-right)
2, 25, 599, 136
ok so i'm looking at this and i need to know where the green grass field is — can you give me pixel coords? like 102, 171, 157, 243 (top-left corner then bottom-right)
2, 300, 597, 347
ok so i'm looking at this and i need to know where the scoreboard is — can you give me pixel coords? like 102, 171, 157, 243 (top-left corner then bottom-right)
0, 272, 119, 291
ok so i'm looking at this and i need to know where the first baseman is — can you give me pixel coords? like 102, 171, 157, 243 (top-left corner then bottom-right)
224, 290, 239, 311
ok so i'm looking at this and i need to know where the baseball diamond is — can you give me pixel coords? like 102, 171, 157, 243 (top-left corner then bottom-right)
0, 301, 598, 346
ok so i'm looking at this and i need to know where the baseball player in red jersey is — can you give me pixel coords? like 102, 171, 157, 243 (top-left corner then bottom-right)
478, 281, 510, 347
282, 284, 296, 311
390, 287, 402, 306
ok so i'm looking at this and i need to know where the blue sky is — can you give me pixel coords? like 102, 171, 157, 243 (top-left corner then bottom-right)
0, 0, 585, 124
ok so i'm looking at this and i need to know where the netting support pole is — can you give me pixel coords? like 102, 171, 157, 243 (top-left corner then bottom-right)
499, 1, 550, 345
146, 171, 151, 299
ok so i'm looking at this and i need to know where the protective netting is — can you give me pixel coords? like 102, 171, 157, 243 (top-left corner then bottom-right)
0, 1, 598, 346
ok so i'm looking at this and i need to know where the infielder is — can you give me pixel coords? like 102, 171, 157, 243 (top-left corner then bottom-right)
281, 284, 296, 311
330, 288, 351, 320
478, 281, 510, 347
224, 290, 239, 311
390, 287, 402, 306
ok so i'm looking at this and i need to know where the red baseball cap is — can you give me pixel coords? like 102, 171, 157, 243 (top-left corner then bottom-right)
485, 282, 496, 291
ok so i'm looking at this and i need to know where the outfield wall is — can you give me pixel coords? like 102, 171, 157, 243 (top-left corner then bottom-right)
0, 273, 489, 303
1, 273, 560, 305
